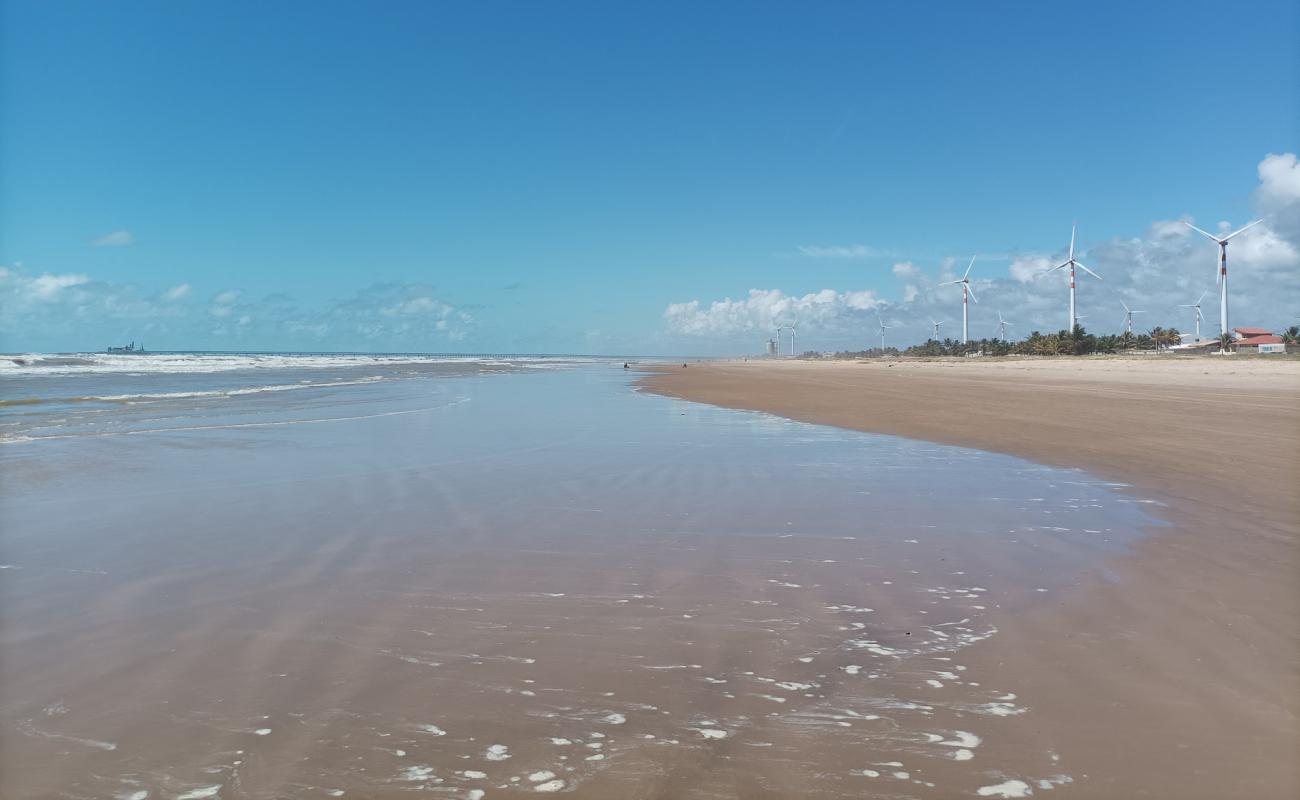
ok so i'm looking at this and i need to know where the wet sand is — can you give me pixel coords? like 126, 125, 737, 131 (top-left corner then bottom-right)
3, 365, 1167, 799
642, 357, 1300, 798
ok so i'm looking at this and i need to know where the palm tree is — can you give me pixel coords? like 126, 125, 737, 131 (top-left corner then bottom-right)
1219, 332, 1236, 353
1283, 325, 1300, 346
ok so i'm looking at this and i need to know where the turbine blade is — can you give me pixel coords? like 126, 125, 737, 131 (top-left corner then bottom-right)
1069, 224, 1076, 262
939, 279, 961, 286
1196, 291, 1207, 305
1223, 219, 1264, 240
1121, 300, 1131, 312
963, 256, 976, 280
1076, 261, 1102, 280
966, 283, 978, 303
1183, 221, 1221, 242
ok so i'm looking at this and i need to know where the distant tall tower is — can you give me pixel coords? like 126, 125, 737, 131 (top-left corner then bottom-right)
766, 339, 778, 357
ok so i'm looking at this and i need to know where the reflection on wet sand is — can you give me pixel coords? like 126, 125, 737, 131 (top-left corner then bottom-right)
1, 367, 1151, 798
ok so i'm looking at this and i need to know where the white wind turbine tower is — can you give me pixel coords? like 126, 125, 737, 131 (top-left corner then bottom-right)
1120, 300, 1145, 334
787, 322, 798, 356
1049, 224, 1102, 332
876, 316, 891, 351
994, 311, 1013, 341
929, 318, 944, 339
939, 256, 978, 343
1184, 220, 1261, 344
1178, 292, 1207, 339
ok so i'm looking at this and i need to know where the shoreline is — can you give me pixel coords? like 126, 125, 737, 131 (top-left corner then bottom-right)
641, 357, 1299, 797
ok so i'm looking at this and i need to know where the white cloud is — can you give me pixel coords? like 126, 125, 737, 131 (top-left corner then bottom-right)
664, 287, 882, 337
666, 152, 1300, 348
797, 244, 891, 259
1, 267, 476, 350
1008, 255, 1053, 284
1254, 152, 1300, 244
91, 230, 134, 247
27, 272, 91, 300
1255, 152, 1300, 205
892, 261, 921, 279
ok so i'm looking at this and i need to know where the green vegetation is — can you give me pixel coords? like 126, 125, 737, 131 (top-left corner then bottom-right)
900, 325, 1181, 357
805, 324, 1193, 358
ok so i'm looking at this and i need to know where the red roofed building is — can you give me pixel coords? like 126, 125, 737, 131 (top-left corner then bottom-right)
1232, 327, 1285, 353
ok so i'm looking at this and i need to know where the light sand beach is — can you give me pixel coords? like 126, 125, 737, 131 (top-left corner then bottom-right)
643, 356, 1300, 798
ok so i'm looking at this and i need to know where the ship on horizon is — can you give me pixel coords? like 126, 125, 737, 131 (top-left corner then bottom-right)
106, 341, 145, 354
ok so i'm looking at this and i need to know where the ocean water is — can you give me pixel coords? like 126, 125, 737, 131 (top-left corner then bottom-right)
0, 355, 1157, 798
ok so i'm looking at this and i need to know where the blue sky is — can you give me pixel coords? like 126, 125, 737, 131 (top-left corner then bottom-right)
2, 0, 1297, 354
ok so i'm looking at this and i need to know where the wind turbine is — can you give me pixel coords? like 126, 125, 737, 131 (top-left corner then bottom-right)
929, 318, 944, 339
939, 257, 978, 343
994, 311, 1013, 341
1184, 220, 1261, 343
787, 322, 798, 356
1120, 300, 1145, 334
876, 316, 891, 351
1178, 292, 1207, 339
1048, 224, 1102, 333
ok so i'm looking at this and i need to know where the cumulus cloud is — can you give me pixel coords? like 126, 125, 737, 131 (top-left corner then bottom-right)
162, 283, 191, 301
1254, 152, 1300, 243
91, 230, 134, 247
666, 152, 1300, 349
892, 261, 921, 279
664, 288, 881, 337
1, 267, 475, 351
26, 272, 91, 300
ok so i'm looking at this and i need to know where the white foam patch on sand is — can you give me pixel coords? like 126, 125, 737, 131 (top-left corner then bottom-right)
1038, 775, 1074, 789
973, 701, 1025, 717
528, 771, 556, 782
695, 729, 728, 739
118, 792, 149, 800
485, 744, 511, 761
978, 779, 1033, 797
842, 665, 862, 675
926, 680, 944, 688
400, 766, 437, 782
326, 792, 344, 798
534, 780, 566, 792
757, 694, 787, 703
461, 770, 487, 779
419, 724, 447, 736
549, 738, 572, 745
954, 748, 974, 761
853, 769, 880, 778
941, 730, 982, 748
602, 713, 626, 724
254, 728, 272, 736
775, 681, 814, 691
585, 753, 605, 761
176, 787, 222, 800
467, 792, 485, 800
